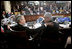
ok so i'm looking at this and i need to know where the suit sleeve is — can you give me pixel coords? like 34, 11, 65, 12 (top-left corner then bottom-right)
53, 22, 59, 30
25, 25, 45, 38
10, 25, 18, 31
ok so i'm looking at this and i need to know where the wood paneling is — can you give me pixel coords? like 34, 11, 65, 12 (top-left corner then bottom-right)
24, 15, 44, 22
14, 12, 71, 22
24, 14, 71, 22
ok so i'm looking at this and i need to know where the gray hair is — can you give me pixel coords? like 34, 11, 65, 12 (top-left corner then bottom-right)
15, 15, 24, 23
44, 12, 53, 20
44, 12, 52, 18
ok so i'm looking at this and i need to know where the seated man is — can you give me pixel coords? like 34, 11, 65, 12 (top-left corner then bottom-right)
43, 12, 59, 30
41, 12, 59, 39
7, 15, 45, 40
8, 15, 28, 31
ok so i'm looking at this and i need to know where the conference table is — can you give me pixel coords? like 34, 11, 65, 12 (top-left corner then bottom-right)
9, 21, 71, 30
9, 22, 71, 40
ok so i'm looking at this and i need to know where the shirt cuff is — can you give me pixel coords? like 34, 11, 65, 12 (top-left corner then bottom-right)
44, 24, 47, 27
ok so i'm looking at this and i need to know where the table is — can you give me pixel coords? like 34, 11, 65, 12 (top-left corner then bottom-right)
59, 24, 70, 28
28, 23, 42, 29
59, 22, 71, 29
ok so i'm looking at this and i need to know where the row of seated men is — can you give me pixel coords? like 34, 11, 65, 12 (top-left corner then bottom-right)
1, 12, 71, 48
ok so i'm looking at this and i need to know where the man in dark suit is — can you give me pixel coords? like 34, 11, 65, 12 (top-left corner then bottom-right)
7, 15, 45, 39
41, 12, 59, 37
39, 12, 60, 48
8, 15, 27, 31
43, 12, 59, 31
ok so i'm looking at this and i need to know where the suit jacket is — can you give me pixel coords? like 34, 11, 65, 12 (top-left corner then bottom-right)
10, 23, 29, 31
10, 23, 45, 35
42, 20, 59, 31
41, 21, 59, 39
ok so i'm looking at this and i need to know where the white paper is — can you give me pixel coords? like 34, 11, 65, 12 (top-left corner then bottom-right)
34, 23, 42, 29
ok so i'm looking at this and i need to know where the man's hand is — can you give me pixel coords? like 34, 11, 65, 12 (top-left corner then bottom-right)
7, 25, 11, 29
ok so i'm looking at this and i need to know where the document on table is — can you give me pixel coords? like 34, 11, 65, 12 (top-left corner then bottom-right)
34, 23, 42, 29
59, 24, 70, 28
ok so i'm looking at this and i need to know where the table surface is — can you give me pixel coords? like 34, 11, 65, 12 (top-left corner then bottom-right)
9, 22, 71, 29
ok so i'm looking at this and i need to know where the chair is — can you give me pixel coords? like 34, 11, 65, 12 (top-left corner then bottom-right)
3, 31, 30, 48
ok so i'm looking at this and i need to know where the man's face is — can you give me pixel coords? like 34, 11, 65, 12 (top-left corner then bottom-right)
19, 16, 26, 25
44, 17, 51, 23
